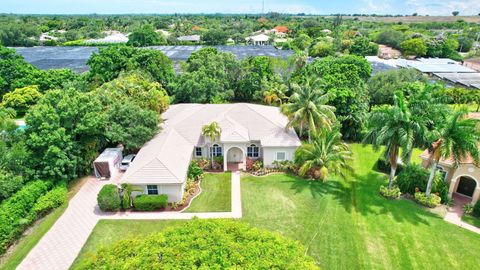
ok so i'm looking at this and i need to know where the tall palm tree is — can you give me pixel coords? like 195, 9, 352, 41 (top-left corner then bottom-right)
202, 121, 222, 167
425, 109, 480, 196
363, 92, 412, 190
294, 127, 353, 181
262, 79, 288, 106
281, 77, 336, 141
402, 83, 449, 165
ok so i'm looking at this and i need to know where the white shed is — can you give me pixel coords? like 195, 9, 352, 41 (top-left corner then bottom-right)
93, 148, 122, 179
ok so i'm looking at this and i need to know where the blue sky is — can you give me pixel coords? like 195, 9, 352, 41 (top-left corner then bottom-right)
1, 0, 479, 15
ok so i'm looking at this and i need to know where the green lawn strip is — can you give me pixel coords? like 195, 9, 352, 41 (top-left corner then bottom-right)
71, 144, 480, 269
70, 220, 187, 269
462, 215, 480, 228
184, 172, 231, 212
0, 204, 67, 270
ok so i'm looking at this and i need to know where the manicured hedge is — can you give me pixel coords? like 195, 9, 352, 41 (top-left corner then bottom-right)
133, 194, 168, 211
78, 219, 319, 269
0, 180, 52, 254
33, 185, 68, 217
97, 184, 121, 212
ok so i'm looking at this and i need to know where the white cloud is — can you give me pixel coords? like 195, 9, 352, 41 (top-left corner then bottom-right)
406, 0, 480, 16
360, 0, 395, 14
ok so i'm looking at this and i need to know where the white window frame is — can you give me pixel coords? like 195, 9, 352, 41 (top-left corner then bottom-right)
195, 147, 202, 157
146, 185, 158, 195
247, 144, 260, 158
276, 151, 286, 161
210, 144, 222, 157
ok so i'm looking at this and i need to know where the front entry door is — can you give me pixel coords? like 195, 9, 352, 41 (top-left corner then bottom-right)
227, 148, 242, 162
457, 177, 477, 197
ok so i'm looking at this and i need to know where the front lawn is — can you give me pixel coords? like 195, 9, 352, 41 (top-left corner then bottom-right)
71, 144, 480, 269
184, 172, 231, 213
462, 215, 480, 228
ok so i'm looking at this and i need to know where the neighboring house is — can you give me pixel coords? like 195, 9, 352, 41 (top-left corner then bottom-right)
245, 33, 270, 45
177, 35, 201, 42
121, 103, 301, 202
420, 113, 480, 204
39, 33, 58, 42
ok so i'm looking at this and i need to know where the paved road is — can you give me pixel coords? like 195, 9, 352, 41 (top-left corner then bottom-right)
17, 172, 242, 270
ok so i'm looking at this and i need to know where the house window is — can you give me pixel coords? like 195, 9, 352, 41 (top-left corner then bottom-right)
437, 166, 448, 181
276, 152, 286, 161
195, 147, 202, 157
146, 185, 158, 195
210, 144, 222, 157
247, 144, 259, 158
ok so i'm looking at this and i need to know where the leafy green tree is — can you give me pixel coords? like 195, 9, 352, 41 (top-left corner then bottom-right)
401, 38, 427, 57
0, 170, 24, 202
309, 40, 334, 57
349, 36, 379, 56
363, 92, 412, 190
203, 29, 228, 45
291, 33, 312, 51
105, 100, 159, 151
367, 69, 426, 108
236, 56, 275, 101
0, 46, 37, 96
375, 29, 405, 49
87, 46, 174, 88
452, 11, 460, 16
294, 127, 353, 181
457, 36, 474, 52
1, 85, 42, 115
424, 109, 479, 196
281, 77, 336, 141
25, 88, 107, 182
127, 25, 165, 47
96, 71, 169, 114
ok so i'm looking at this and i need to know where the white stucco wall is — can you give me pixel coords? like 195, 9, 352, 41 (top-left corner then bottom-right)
262, 146, 297, 167
132, 183, 184, 203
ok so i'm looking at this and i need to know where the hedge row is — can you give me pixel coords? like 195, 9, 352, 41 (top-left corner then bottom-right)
33, 185, 68, 217
133, 194, 168, 211
0, 180, 52, 254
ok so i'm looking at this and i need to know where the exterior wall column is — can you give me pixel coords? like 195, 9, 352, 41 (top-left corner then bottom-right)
223, 147, 227, 172
472, 187, 480, 204
448, 177, 458, 198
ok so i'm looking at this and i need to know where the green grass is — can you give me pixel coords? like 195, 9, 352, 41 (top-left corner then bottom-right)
71, 144, 480, 269
462, 215, 480, 228
184, 172, 231, 212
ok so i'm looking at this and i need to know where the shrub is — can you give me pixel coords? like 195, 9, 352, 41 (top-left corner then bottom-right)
97, 184, 121, 212
0, 180, 51, 254
33, 185, 68, 217
463, 204, 474, 215
414, 192, 441, 208
187, 162, 204, 180
473, 201, 480, 217
0, 170, 24, 202
396, 164, 448, 203
379, 185, 401, 199
252, 160, 263, 171
193, 157, 210, 170
375, 156, 404, 175
272, 160, 297, 173
78, 219, 319, 270
133, 194, 168, 211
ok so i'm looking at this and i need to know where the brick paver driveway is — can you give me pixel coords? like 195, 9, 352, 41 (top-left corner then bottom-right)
17, 172, 243, 269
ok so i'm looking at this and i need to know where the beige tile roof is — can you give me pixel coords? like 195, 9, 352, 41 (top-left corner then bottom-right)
122, 103, 300, 184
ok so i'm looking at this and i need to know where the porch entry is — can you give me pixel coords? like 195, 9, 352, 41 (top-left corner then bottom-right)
226, 147, 245, 172
456, 176, 477, 197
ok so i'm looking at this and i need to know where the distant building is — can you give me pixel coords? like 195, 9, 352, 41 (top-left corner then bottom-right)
245, 34, 270, 46
177, 35, 201, 42
39, 33, 58, 42
84, 32, 129, 44
464, 58, 480, 72
378, 45, 401, 59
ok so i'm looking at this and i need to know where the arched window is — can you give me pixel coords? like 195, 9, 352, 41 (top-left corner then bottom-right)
210, 144, 222, 157
247, 144, 259, 158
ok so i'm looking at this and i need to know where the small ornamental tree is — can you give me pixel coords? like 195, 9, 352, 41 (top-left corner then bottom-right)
78, 219, 319, 269
1, 85, 42, 115
97, 184, 121, 212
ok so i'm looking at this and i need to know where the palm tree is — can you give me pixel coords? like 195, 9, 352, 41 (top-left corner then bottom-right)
294, 127, 353, 181
202, 121, 222, 167
363, 92, 412, 190
424, 109, 480, 196
402, 84, 449, 164
262, 79, 288, 106
281, 77, 336, 141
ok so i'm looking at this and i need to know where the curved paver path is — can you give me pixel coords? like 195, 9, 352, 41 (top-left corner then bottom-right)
17, 172, 242, 270
443, 193, 480, 234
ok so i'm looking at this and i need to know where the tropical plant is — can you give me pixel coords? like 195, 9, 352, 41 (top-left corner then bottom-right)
281, 76, 336, 141
202, 122, 222, 167
120, 183, 142, 210
363, 92, 412, 190
294, 127, 353, 181
424, 109, 480, 196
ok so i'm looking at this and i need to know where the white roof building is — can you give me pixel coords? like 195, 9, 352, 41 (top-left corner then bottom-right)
122, 103, 301, 202
177, 35, 201, 42
245, 34, 270, 46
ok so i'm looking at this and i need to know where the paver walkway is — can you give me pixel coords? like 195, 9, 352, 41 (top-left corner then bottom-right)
17, 172, 242, 270
443, 193, 480, 234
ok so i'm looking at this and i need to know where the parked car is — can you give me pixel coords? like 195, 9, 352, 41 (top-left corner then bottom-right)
120, 154, 136, 171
